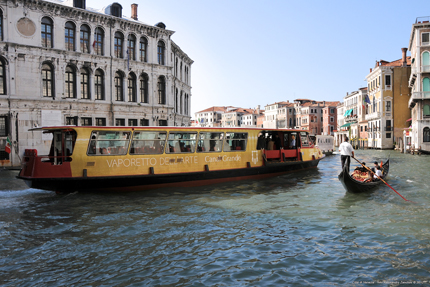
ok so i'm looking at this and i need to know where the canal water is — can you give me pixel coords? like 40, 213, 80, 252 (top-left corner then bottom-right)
1, 150, 430, 286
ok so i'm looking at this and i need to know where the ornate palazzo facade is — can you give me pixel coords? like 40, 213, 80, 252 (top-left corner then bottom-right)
0, 0, 193, 167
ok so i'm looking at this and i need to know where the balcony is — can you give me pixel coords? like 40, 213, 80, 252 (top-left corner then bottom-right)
365, 111, 381, 121
409, 91, 430, 107
384, 126, 393, 131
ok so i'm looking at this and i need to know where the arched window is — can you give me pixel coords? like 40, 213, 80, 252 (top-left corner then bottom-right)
80, 68, 90, 99
65, 65, 76, 98
180, 90, 183, 114
139, 73, 148, 103
115, 71, 123, 101
128, 73, 136, 102
94, 27, 104, 55
0, 58, 6, 95
175, 88, 178, 112
128, 34, 136, 61
41, 17, 53, 48
424, 127, 430, 142
114, 32, 124, 58
157, 41, 165, 65
95, 69, 104, 100
157, 76, 166, 104
0, 10, 3, 41
42, 63, 54, 97
424, 77, 430, 94
289, 118, 292, 127
424, 104, 430, 117
65, 22, 75, 51
139, 37, 147, 62
80, 24, 90, 53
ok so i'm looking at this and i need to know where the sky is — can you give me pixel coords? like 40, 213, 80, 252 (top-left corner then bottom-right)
88, 0, 429, 117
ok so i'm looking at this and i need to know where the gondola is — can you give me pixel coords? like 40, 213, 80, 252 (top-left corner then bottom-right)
338, 159, 390, 193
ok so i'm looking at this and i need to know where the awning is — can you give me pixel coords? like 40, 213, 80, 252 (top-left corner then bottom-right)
340, 122, 353, 128
406, 118, 412, 122
343, 109, 353, 117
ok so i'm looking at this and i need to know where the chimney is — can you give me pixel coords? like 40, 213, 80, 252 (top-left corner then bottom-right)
370, 68, 372, 73
131, 3, 138, 20
402, 47, 407, 66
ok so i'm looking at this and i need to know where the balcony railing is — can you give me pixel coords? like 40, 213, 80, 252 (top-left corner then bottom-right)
365, 112, 381, 121
384, 127, 393, 131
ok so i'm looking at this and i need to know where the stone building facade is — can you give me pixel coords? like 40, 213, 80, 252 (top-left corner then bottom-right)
0, 0, 193, 167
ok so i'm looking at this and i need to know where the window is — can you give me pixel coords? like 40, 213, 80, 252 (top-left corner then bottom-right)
115, 118, 125, 126
87, 130, 130, 155
140, 119, 149, 126
197, 132, 224, 152
166, 132, 197, 153
386, 120, 391, 131
65, 22, 75, 51
157, 41, 165, 65
128, 119, 137, 126
422, 33, 429, 45
0, 58, 6, 95
128, 73, 136, 102
94, 27, 104, 55
159, 120, 168, 126
65, 66, 76, 98
41, 17, 53, 48
139, 37, 147, 62
81, 68, 90, 99
424, 105, 430, 117
66, 116, 77, 125
115, 72, 123, 101
158, 76, 166, 104
224, 132, 247, 151
95, 69, 104, 100
114, 32, 123, 58
130, 131, 166, 155
0, 10, 3, 41
96, 118, 106, 126
424, 127, 430, 142
42, 64, 54, 97
0, 116, 8, 136
81, 117, 92, 126
73, 0, 85, 9
80, 25, 90, 53
386, 101, 391, 112
140, 73, 148, 103
385, 75, 391, 86
110, 3, 122, 17
127, 34, 136, 61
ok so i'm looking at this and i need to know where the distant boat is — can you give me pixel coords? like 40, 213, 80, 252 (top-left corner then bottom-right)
338, 160, 390, 193
315, 135, 335, 156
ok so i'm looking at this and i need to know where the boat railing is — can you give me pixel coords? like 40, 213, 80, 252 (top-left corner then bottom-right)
21, 149, 72, 178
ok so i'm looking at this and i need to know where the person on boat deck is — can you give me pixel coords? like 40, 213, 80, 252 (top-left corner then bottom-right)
371, 161, 379, 173
274, 134, 281, 150
290, 135, 296, 149
339, 137, 354, 173
354, 162, 368, 173
373, 165, 383, 180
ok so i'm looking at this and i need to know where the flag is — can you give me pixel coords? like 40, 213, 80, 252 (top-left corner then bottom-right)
364, 95, 371, 105
5, 136, 11, 154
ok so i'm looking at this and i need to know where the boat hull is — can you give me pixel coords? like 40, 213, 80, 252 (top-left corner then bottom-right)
19, 158, 322, 192
338, 159, 389, 193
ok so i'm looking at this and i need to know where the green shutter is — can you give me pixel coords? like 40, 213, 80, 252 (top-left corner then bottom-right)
424, 105, 430, 116
423, 52, 430, 66
424, 78, 430, 92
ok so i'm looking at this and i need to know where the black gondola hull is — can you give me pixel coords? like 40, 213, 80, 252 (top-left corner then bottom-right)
338, 160, 390, 193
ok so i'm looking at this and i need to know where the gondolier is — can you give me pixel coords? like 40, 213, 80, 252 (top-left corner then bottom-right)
339, 137, 354, 173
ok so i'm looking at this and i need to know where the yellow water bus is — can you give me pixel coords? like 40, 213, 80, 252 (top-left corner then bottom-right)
17, 126, 324, 192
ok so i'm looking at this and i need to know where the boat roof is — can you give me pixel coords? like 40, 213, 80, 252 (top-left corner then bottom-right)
30, 126, 309, 133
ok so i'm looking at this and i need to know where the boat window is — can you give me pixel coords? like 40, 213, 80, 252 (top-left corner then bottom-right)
166, 132, 197, 153
224, 132, 247, 151
87, 131, 131, 155
130, 131, 166, 154
284, 132, 297, 149
300, 132, 309, 147
197, 132, 223, 152
46, 129, 77, 164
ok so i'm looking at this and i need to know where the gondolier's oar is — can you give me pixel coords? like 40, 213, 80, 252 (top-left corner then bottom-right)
352, 157, 415, 203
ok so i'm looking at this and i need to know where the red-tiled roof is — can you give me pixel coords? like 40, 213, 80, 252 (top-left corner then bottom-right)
379, 56, 412, 67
